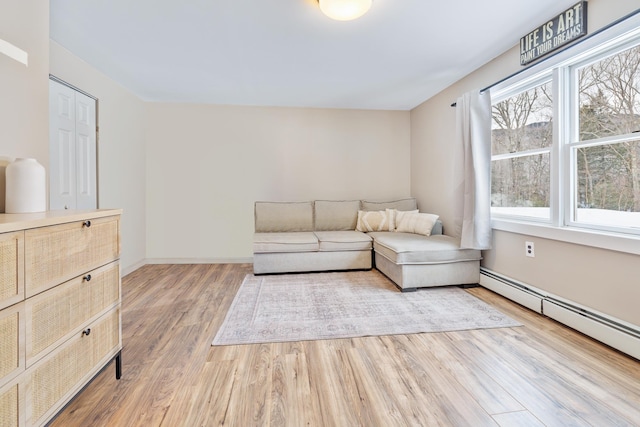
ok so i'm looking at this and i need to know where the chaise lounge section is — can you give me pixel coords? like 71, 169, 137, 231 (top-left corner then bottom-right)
252, 198, 482, 291
369, 232, 483, 291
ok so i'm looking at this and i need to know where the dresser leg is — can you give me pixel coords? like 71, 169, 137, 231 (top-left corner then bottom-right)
115, 351, 122, 380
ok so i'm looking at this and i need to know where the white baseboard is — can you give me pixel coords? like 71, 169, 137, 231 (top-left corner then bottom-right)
542, 299, 640, 360
121, 257, 254, 276
121, 259, 147, 277
480, 268, 640, 361
145, 257, 253, 265
479, 269, 543, 314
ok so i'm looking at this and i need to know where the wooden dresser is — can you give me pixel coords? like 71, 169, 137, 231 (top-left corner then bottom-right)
0, 209, 122, 427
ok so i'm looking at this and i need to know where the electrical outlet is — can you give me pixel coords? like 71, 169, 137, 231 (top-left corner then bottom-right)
525, 241, 535, 257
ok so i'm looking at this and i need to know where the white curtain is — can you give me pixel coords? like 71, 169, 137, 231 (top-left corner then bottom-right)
453, 90, 492, 250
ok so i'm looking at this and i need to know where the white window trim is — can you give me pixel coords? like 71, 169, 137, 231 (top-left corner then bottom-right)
492, 217, 640, 255
489, 10, 640, 255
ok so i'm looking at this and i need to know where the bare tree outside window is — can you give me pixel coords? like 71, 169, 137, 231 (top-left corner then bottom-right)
577, 45, 640, 227
491, 82, 552, 219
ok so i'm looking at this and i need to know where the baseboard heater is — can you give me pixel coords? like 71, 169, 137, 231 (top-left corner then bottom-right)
480, 268, 640, 361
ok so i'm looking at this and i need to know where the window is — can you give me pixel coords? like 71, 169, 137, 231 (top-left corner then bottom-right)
572, 44, 640, 233
491, 79, 553, 221
490, 21, 640, 239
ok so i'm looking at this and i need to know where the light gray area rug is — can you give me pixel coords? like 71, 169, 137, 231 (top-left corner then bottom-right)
212, 270, 521, 346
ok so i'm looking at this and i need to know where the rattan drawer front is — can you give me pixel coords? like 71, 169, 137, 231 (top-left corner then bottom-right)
24, 216, 120, 297
0, 382, 18, 427
28, 308, 120, 426
25, 262, 120, 365
0, 376, 24, 427
0, 232, 24, 310
0, 303, 25, 386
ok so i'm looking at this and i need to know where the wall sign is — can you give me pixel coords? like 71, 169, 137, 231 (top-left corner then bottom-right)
520, 1, 588, 65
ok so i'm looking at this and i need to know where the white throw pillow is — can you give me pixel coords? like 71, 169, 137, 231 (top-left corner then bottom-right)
395, 212, 440, 236
393, 209, 419, 231
356, 209, 394, 232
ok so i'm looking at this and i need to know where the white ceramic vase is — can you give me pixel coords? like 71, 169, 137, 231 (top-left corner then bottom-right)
5, 158, 47, 213
0, 156, 14, 213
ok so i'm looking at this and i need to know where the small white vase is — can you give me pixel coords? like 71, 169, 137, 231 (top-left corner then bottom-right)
0, 156, 14, 213
5, 158, 47, 213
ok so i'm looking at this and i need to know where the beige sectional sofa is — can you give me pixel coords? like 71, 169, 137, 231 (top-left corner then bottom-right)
252, 198, 482, 291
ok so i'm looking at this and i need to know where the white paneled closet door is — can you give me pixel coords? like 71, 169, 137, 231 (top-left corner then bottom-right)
49, 78, 97, 210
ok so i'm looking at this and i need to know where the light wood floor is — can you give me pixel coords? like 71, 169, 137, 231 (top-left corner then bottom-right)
51, 264, 640, 426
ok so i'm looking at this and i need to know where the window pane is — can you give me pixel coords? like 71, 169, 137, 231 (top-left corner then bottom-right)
491, 153, 550, 219
492, 81, 553, 156
575, 139, 640, 228
578, 45, 640, 141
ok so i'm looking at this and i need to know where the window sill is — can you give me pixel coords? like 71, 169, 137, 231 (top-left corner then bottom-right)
491, 218, 640, 256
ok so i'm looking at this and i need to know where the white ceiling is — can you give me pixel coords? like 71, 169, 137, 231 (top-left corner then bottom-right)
50, 0, 579, 110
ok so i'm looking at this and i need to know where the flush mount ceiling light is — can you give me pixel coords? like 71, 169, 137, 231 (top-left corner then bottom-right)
317, 0, 372, 21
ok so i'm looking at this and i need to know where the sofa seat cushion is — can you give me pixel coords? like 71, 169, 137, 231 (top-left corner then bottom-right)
314, 231, 373, 252
369, 232, 481, 264
253, 232, 319, 253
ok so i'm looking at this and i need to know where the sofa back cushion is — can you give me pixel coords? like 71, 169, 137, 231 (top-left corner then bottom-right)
314, 200, 360, 231
361, 198, 417, 212
255, 201, 314, 232
395, 212, 440, 236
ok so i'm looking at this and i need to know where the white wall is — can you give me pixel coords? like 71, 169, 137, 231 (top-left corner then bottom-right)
49, 41, 147, 274
410, 0, 640, 327
48, 42, 409, 268
0, 0, 49, 173
1, 3, 146, 274
145, 103, 410, 260
14, 1, 635, 328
